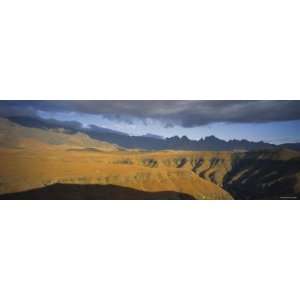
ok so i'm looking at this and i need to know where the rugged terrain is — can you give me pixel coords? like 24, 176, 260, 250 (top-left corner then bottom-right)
0, 117, 299, 199
0, 146, 232, 199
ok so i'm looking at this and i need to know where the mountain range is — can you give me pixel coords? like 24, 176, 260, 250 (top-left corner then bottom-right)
7, 116, 300, 151
0, 116, 299, 199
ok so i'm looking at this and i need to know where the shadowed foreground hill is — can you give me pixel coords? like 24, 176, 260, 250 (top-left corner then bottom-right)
0, 183, 195, 200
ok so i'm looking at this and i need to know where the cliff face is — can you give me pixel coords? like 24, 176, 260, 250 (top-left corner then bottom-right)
145, 149, 300, 199
223, 150, 300, 199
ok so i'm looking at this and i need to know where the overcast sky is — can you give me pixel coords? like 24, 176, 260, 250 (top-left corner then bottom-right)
1, 100, 300, 144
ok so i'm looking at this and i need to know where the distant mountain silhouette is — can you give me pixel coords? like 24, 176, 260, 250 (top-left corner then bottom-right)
278, 143, 300, 151
7, 116, 81, 133
141, 133, 164, 139
87, 124, 129, 136
0, 183, 195, 200
7, 115, 300, 151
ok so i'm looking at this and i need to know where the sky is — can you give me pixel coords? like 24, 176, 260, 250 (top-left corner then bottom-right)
1, 100, 300, 144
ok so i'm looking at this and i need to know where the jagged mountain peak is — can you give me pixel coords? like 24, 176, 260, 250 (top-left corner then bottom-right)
204, 135, 223, 141
4, 115, 300, 152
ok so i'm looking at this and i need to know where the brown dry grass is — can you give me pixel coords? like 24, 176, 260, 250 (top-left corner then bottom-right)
0, 144, 232, 199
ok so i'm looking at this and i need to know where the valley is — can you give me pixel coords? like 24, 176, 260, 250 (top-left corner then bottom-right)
0, 144, 299, 199
0, 116, 299, 200
0, 146, 233, 199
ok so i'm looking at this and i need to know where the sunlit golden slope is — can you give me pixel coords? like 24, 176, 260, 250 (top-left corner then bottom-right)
0, 117, 299, 199
0, 146, 232, 199
0, 117, 120, 151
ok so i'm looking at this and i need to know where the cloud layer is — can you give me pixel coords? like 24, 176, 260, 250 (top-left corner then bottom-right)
1, 100, 300, 127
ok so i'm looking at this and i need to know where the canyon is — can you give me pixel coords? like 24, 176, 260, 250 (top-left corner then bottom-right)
0, 117, 299, 200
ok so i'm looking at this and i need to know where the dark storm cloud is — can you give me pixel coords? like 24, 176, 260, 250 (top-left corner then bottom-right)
0, 101, 39, 117
0, 101, 83, 130
1, 100, 300, 127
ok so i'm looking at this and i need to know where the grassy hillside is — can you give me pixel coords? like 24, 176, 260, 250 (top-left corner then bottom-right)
0, 117, 299, 199
0, 146, 232, 199
0, 117, 120, 151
